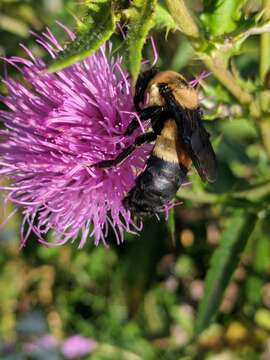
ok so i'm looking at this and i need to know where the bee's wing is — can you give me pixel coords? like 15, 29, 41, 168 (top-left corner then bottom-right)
159, 83, 217, 182
157, 83, 217, 182
188, 110, 217, 182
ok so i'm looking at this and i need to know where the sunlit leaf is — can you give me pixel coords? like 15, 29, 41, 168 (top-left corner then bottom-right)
0, 14, 29, 37
154, 4, 178, 35
195, 209, 257, 335
126, 0, 157, 83
255, 308, 270, 331
93, 343, 141, 360
201, 0, 248, 36
48, 0, 118, 72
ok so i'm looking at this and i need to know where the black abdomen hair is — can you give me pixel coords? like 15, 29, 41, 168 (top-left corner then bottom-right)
123, 155, 187, 216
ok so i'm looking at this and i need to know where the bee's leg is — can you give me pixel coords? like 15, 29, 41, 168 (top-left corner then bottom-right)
96, 132, 157, 169
124, 105, 167, 136
134, 67, 159, 112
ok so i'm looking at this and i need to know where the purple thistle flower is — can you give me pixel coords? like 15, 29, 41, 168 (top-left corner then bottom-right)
23, 335, 58, 355
0, 24, 151, 247
62, 335, 97, 359
189, 71, 211, 87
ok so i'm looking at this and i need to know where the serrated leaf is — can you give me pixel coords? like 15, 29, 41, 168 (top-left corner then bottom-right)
126, 0, 157, 83
48, 0, 117, 72
154, 4, 178, 35
195, 209, 257, 336
201, 0, 248, 36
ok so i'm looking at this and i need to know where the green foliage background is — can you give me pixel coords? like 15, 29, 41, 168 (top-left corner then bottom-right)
1, 0, 270, 359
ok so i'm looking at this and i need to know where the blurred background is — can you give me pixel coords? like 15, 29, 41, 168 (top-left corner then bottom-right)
1, 0, 270, 359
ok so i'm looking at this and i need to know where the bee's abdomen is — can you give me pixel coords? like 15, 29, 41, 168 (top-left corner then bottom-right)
123, 155, 187, 215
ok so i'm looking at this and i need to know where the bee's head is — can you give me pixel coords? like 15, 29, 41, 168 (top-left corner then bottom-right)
146, 71, 199, 109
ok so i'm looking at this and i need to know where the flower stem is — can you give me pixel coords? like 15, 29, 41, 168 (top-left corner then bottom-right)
165, 0, 200, 38
260, 0, 270, 158
260, 120, 270, 157
260, 0, 270, 79
202, 55, 253, 105
260, 34, 270, 79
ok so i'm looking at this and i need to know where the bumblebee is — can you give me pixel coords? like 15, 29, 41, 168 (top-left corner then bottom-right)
96, 68, 217, 215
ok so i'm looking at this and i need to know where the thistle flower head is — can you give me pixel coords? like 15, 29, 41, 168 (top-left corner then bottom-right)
62, 335, 97, 359
0, 24, 150, 247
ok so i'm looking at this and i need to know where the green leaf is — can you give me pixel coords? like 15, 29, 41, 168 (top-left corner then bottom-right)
154, 4, 178, 35
170, 38, 194, 71
201, 0, 248, 36
48, 0, 118, 72
92, 343, 142, 360
126, 0, 157, 83
246, 219, 270, 305
195, 209, 257, 336
233, 180, 270, 202
0, 14, 29, 37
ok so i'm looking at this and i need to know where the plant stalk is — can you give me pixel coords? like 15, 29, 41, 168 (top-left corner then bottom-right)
260, 0, 270, 158
202, 55, 253, 105
260, 0, 270, 79
165, 0, 200, 38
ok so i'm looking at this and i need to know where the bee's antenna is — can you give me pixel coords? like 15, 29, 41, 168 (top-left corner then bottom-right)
150, 36, 158, 66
